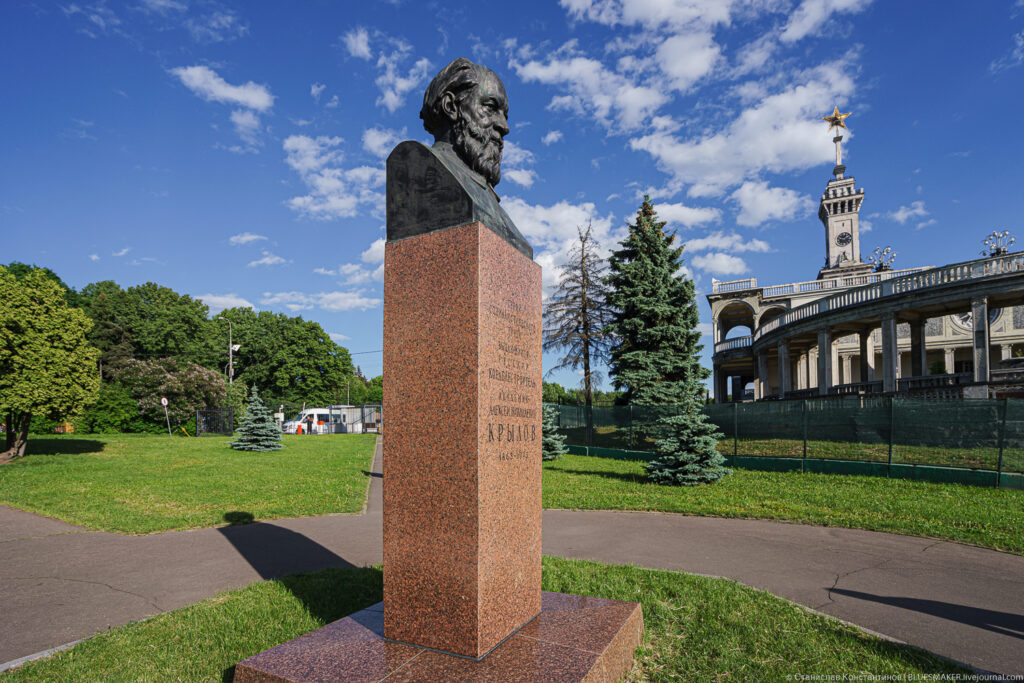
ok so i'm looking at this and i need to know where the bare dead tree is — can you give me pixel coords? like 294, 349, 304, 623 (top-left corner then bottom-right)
542, 222, 614, 414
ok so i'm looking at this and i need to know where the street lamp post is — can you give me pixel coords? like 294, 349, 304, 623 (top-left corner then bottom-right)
217, 317, 235, 385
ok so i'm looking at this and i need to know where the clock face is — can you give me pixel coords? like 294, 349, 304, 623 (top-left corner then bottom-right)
954, 308, 1001, 329
836, 231, 853, 246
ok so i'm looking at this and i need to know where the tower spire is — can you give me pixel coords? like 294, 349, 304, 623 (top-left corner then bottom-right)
816, 106, 869, 280
822, 105, 852, 178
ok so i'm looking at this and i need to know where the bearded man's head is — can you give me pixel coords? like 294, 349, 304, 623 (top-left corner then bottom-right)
420, 58, 510, 188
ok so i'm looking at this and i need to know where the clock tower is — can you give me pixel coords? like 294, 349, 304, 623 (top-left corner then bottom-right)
817, 107, 871, 280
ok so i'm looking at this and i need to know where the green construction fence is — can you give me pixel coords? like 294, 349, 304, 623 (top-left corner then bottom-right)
553, 397, 1024, 489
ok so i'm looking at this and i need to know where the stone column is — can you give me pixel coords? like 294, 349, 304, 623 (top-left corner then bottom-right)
808, 348, 818, 389
859, 328, 874, 382
757, 353, 768, 400
1002, 344, 1012, 361
841, 354, 852, 385
972, 296, 990, 383
795, 353, 805, 390
881, 313, 898, 393
731, 376, 744, 403
778, 340, 791, 396
817, 329, 833, 396
944, 347, 955, 374
713, 365, 727, 404
910, 318, 927, 377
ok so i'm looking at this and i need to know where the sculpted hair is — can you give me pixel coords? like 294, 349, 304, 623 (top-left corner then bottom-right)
420, 58, 484, 136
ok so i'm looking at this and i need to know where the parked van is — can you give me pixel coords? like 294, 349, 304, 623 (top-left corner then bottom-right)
282, 406, 365, 434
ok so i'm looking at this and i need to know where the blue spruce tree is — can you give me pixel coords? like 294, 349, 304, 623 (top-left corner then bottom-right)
230, 386, 283, 452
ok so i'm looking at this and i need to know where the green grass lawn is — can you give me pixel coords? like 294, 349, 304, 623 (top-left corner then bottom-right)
2, 557, 964, 682
0, 434, 377, 534
543, 452, 1024, 554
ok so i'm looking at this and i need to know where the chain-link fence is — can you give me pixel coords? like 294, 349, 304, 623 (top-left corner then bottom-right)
196, 408, 234, 436
552, 397, 1024, 476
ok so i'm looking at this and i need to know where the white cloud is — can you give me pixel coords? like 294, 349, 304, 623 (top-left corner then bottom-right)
559, 0, 734, 30
731, 180, 813, 226
502, 196, 621, 294
500, 141, 539, 187
343, 27, 372, 59
313, 267, 336, 276
185, 9, 248, 43
361, 237, 386, 264
691, 252, 748, 275
197, 293, 254, 314
283, 135, 385, 220
329, 332, 350, 342
260, 290, 381, 312
169, 65, 274, 112
112, 247, 131, 257
247, 250, 286, 267
656, 202, 722, 228
542, 130, 563, 145
311, 82, 326, 100
888, 200, 928, 224
139, 0, 186, 12
685, 230, 771, 253
916, 218, 937, 230
504, 169, 538, 187
502, 141, 535, 167
229, 232, 267, 245
362, 126, 405, 158
991, 30, 1024, 73
229, 109, 261, 146
780, 0, 867, 43
325, 95, 339, 108
631, 57, 856, 196
375, 50, 431, 112
655, 32, 721, 93
89, 253, 100, 261
510, 41, 669, 131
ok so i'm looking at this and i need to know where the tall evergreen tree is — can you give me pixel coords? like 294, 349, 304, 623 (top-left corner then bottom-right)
543, 222, 614, 440
606, 197, 708, 406
230, 386, 283, 452
541, 404, 568, 461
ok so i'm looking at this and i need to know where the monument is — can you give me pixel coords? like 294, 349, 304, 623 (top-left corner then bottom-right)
235, 58, 643, 682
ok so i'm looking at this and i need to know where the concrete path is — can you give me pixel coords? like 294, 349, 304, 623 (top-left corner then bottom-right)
2, 440, 1023, 675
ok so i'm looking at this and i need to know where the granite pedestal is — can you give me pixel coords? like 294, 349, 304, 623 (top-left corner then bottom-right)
234, 591, 644, 682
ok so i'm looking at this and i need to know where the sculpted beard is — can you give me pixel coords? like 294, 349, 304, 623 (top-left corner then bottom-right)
452, 112, 503, 187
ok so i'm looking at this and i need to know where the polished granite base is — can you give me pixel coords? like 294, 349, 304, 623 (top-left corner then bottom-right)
234, 591, 644, 682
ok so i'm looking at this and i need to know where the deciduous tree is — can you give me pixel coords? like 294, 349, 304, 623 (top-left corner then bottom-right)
0, 267, 100, 461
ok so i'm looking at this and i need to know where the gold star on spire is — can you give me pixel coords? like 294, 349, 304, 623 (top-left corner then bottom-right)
822, 105, 852, 132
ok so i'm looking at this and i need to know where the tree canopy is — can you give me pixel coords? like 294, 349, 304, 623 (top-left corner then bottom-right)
606, 197, 708, 406
0, 266, 99, 460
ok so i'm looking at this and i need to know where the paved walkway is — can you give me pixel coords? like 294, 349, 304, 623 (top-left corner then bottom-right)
2, 440, 1023, 675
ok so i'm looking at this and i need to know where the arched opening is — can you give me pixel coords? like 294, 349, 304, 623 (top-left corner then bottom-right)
756, 306, 786, 330
716, 301, 756, 342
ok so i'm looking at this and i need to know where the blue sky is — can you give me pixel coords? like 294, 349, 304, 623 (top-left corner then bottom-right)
4, 0, 1024, 391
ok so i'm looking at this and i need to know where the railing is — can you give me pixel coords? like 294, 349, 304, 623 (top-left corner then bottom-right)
714, 336, 752, 353
761, 266, 930, 298
752, 252, 1024, 345
712, 278, 757, 294
897, 373, 972, 392
991, 368, 1024, 382
785, 388, 820, 399
830, 381, 883, 396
